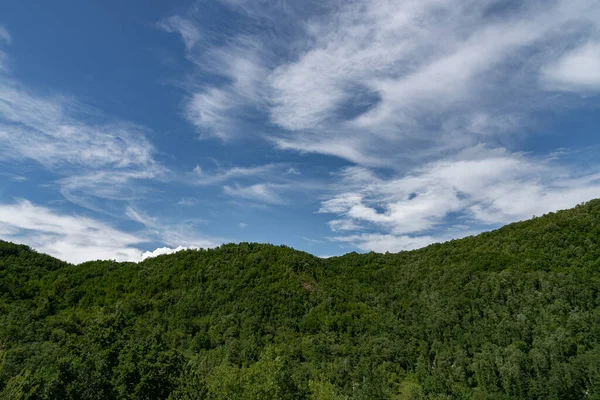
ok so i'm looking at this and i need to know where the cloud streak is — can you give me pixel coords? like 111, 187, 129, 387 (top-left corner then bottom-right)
320, 148, 600, 251
0, 26, 201, 259
165, 0, 600, 165
0, 25, 10, 44
125, 206, 222, 250
190, 163, 323, 205
223, 183, 287, 204
0, 200, 147, 264
192, 163, 280, 185
0, 201, 219, 264
158, 16, 201, 51
541, 41, 600, 92
159, 0, 600, 253
1, 4, 598, 260
0, 36, 167, 215
0, 83, 160, 171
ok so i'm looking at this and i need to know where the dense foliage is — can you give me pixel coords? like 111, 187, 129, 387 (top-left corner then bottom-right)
1, 200, 600, 399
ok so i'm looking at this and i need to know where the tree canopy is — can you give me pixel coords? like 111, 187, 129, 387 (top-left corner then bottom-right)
2, 200, 600, 399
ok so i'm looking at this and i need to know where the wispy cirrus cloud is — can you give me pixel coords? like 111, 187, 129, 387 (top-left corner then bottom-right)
184, 37, 271, 140
5, 3, 598, 260
330, 233, 452, 254
177, 197, 199, 207
0, 83, 160, 171
164, 0, 600, 165
58, 170, 161, 213
0, 200, 147, 263
223, 183, 287, 205
125, 206, 221, 250
0, 31, 167, 214
0, 85, 166, 212
320, 148, 600, 251
0, 200, 218, 264
158, 10, 274, 140
268, 0, 599, 164
192, 163, 280, 185
0, 26, 213, 260
190, 162, 323, 205
158, 16, 201, 51
159, 0, 600, 253
541, 41, 600, 92
0, 25, 10, 44
0, 25, 10, 73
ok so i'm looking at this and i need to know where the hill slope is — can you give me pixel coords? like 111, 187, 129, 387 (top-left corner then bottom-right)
1, 200, 600, 399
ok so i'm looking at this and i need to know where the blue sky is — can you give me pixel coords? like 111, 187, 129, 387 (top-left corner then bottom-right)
0, 0, 599, 263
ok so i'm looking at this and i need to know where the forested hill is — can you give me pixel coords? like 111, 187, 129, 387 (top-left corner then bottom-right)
1, 200, 600, 399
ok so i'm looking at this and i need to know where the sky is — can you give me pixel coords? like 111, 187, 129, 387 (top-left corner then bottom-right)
0, 0, 599, 263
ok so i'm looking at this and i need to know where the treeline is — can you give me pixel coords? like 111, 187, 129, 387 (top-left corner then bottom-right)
1, 200, 600, 399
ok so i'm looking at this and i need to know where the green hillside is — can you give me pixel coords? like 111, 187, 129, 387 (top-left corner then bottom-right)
1, 200, 600, 399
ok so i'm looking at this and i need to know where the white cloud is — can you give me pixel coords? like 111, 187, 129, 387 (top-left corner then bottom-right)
165, 0, 600, 165
330, 233, 441, 253
0, 25, 9, 72
0, 25, 220, 262
0, 53, 6, 72
158, 16, 201, 51
268, 0, 600, 162
0, 200, 218, 264
177, 197, 198, 206
193, 163, 280, 185
0, 59, 166, 212
182, 35, 270, 139
0, 200, 147, 264
541, 41, 600, 92
141, 245, 198, 259
301, 236, 324, 244
330, 228, 481, 253
271, 135, 386, 166
223, 183, 286, 204
125, 206, 221, 250
239, 222, 248, 229
191, 163, 321, 205
125, 206, 158, 228
186, 89, 240, 140
0, 25, 10, 44
0, 84, 158, 170
321, 148, 600, 252
57, 170, 162, 215
328, 219, 362, 232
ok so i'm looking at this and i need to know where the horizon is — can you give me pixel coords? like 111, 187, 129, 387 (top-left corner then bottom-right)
1, 0, 600, 264
3, 198, 593, 264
